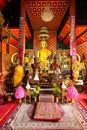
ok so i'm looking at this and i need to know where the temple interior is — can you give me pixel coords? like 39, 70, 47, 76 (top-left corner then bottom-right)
0, 0, 87, 130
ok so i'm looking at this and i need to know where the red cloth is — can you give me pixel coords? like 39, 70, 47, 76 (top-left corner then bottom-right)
0, 0, 6, 9
0, 101, 18, 126
77, 93, 87, 110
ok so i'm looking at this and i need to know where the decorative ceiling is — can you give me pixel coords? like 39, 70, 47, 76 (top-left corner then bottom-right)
25, 0, 69, 31
1, 0, 87, 48
58, 17, 87, 48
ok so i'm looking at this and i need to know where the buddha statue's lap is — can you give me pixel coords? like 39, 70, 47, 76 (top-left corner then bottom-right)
40, 59, 49, 70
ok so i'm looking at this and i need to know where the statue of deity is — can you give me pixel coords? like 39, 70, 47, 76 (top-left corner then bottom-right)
24, 53, 31, 70
31, 57, 40, 76
72, 60, 80, 80
50, 56, 60, 70
60, 50, 70, 69
36, 26, 52, 70
50, 56, 61, 74
37, 39, 51, 70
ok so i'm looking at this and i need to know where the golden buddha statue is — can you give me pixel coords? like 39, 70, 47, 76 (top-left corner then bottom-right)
60, 50, 70, 69
37, 39, 51, 70
31, 57, 40, 77
24, 53, 31, 70
72, 60, 80, 80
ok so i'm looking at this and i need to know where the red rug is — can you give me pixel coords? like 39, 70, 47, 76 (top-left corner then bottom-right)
0, 100, 18, 126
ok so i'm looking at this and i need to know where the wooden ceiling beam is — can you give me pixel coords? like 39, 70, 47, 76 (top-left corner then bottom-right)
57, 6, 70, 36
76, 29, 87, 39
64, 29, 87, 47
61, 31, 70, 42
26, 10, 34, 38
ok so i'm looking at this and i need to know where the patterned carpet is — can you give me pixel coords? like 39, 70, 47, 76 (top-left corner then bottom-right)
1, 101, 87, 130
8, 103, 85, 130
72, 102, 87, 122
71, 102, 87, 129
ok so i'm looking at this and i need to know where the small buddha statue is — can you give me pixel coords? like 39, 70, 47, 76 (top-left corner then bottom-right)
50, 56, 59, 69
72, 60, 80, 80
24, 53, 31, 70
50, 56, 61, 74
31, 57, 40, 77
60, 50, 70, 69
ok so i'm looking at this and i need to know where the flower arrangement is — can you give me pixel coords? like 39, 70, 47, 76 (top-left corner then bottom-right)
32, 85, 40, 97
67, 85, 78, 103
52, 83, 61, 97
15, 85, 25, 103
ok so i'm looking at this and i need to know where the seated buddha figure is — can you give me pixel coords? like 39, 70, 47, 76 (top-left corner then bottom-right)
37, 40, 51, 70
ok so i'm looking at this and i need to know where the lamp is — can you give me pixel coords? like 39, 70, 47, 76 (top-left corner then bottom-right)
41, 4, 54, 22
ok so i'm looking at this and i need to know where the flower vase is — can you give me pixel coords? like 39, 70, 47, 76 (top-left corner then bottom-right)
56, 97, 59, 103
34, 97, 37, 102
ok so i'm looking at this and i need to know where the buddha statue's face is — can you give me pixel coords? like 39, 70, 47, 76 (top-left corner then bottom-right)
41, 41, 47, 48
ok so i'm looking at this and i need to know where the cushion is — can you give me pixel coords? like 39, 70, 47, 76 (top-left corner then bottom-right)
34, 102, 64, 121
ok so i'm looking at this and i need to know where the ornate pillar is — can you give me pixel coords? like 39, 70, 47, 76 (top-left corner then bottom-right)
70, 0, 76, 79
0, 27, 2, 73
70, 0, 76, 62
18, 0, 25, 65
0, 11, 5, 73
